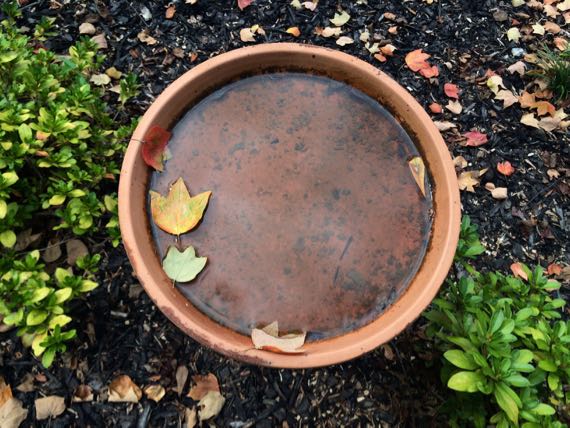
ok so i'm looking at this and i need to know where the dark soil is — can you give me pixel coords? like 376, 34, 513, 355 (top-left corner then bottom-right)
2, 0, 569, 426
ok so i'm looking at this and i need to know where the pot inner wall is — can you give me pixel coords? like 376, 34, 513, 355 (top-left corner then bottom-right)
149, 73, 433, 340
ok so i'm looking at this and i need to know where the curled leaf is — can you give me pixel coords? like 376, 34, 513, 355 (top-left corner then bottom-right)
108, 375, 142, 403
408, 157, 426, 197
188, 374, 220, 401
251, 321, 306, 354
142, 125, 172, 171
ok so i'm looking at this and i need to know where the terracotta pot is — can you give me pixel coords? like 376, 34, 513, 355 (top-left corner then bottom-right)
119, 43, 460, 368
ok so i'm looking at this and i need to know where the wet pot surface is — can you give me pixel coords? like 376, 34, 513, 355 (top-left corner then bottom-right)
150, 72, 433, 340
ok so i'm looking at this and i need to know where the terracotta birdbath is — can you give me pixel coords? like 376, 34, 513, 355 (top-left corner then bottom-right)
118, 43, 460, 368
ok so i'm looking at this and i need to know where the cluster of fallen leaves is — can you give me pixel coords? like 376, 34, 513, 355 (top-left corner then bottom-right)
0, 372, 227, 428
142, 126, 212, 284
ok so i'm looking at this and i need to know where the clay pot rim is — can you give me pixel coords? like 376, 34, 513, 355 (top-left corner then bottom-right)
119, 43, 461, 368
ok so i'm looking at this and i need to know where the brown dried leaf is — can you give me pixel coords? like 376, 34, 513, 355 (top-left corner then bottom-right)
66, 239, 88, 266
144, 384, 166, 403
521, 113, 540, 128
507, 61, 526, 76
79, 22, 96, 35
108, 375, 142, 403
16, 373, 35, 393
35, 395, 65, 420
138, 30, 158, 45
42, 241, 62, 263
165, 4, 176, 19
91, 33, 107, 50
188, 374, 220, 401
446, 100, 463, 115
175, 365, 189, 395
458, 170, 483, 192
239, 28, 256, 42
511, 262, 528, 280
251, 321, 306, 354
433, 121, 457, 131
495, 90, 519, 108
408, 157, 426, 197
184, 407, 198, 428
72, 385, 93, 402
0, 398, 27, 428
198, 391, 225, 421
0, 378, 12, 407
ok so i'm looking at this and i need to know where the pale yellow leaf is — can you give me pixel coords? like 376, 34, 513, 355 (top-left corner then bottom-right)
35, 396, 65, 420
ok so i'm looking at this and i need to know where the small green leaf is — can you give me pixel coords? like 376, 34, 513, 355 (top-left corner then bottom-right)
26, 310, 48, 326
41, 347, 56, 367
18, 123, 32, 142
79, 280, 98, 293
530, 403, 555, 416
444, 350, 478, 370
447, 371, 484, 392
2, 171, 18, 187
48, 315, 71, 330
538, 359, 557, 372
0, 230, 16, 248
54, 288, 72, 304
512, 350, 534, 365
0, 200, 7, 219
547, 373, 559, 391
49, 194, 66, 206
504, 374, 530, 387
494, 382, 520, 423
32, 332, 47, 356
54, 267, 71, 285
3, 309, 24, 326
30, 287, 51, 303
162, 245, 207, 283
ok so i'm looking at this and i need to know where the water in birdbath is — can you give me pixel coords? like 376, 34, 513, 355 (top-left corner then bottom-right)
149, 73, 433, 340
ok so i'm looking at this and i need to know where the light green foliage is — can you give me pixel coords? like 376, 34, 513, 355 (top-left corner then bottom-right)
0, 3, 139, 366
162, 246, 207, 283
424, 216, 568, 428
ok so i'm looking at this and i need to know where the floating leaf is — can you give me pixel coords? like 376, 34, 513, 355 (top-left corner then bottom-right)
330, 11, 350, 26
142, 125, 172, 171
463, 131, 488, 147
408, 157, 426, 197
188, 374, 220, 401
162, 246, 207, 283
150, 178, 212, 235
108, 375, 142, 403
497, 161, 515, 176
444, 83, 460, 99
251, 321, 306, 354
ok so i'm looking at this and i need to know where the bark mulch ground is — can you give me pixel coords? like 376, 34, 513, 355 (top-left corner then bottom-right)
1, 0, 569, 426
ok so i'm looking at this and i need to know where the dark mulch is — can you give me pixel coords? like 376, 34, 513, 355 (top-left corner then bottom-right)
2, 0, 569, 426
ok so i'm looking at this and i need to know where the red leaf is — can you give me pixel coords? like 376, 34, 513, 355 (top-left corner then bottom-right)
497, 161, 515, 176
142, 125, 171, 171
444, 83, 460, 99
463, 131, 488, 147
238, 0, 253, 10
429, 103, 443, 113
419, 65, 439, 78
510, 262, 528, 281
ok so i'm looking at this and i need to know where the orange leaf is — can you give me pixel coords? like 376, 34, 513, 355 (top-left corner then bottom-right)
519, 91, 536, 108
149, 178, 212, 236
374, 53, 387, 62
142, 125, 172, 171
251, 321, 306, 354
463, 131, 488, 147
419, 65, 439, 78
510, 262, 528, 281
165, 5, 176, 19
547, 263, 562, 276
533, 101, 556, 116
286, 27, 301, 37
405, 49, 431, 72
497, 161, 515, 176
238, 0, 253, 10
444, 83, 460, 99
429, 103, 443, 113
187, 374, 220, 401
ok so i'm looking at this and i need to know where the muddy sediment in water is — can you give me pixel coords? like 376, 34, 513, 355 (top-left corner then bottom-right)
149, 73, 432, 339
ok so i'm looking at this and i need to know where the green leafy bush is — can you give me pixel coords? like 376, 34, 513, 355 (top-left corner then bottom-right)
531, 45, 570, 102
424, 217, 568, 428
0, 4, 138, 366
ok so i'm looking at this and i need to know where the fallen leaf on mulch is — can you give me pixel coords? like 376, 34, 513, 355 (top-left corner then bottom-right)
0, 398, 27, 428
198, 391, 225, 421
42, 240, 61, 262
463, 131, 488, 147
138, 30, 158, 45
35, 395, 65, 420
495, 90, 519, 108
497, 161, 515, 176
0, 378, 12, 407
141, 125, 172, 171
90, 74, 111, 86
405, 49, 439, 78
317, 26, 341, 37
175, 365, 189, 395
487, 75, 506, 95
108, 375, 142, 403
507, 61, 526, 76
239, 27, 256, 42
507, 27, 521, 42
429, 103, 442, 113
521, 113, 540, 128
453, 156, 468, 169
66, 239, 88, 266
336, 36, 354, 46
408, 157, 426, 197
374, 53, 387, 62
150, 178, 212, 236
144, 384, 166, 402
238, 0, 253, 10
485, 183, 508, 200
433, 121, 456, 131
446, 101, 462, 115
162, 246, 207, 283
188, 373, 220, 401
106, 67, 122, 80
72, 385, 93, 402
14, 229, 42, 251
458, 169, 487, 192
184, 407, 198, 428
547, 263, 562, 276
444, 83, 460, 99
165, 4, 176, 19
511, 262, 528, 280
16, 373, 35, 393
91, 33, 107, 50
251, 321, 306, 354
79, 22, 96, 35
330, 11, 350, 26
286, 27, 301, 37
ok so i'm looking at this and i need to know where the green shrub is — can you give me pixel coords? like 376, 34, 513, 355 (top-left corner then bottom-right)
531, 45, 570, 102
424, 217, 568, 428
0, 3, 139, 366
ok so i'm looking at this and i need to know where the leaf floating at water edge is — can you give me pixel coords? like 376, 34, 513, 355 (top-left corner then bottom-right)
142, 125, 172, 171
408, 157, 426, 197
150, 178, 212, 235
163, 246, 207, 283
251, 321, 306, 354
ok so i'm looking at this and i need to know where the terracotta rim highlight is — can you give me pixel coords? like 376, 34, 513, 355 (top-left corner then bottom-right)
118, 43, 461, 368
